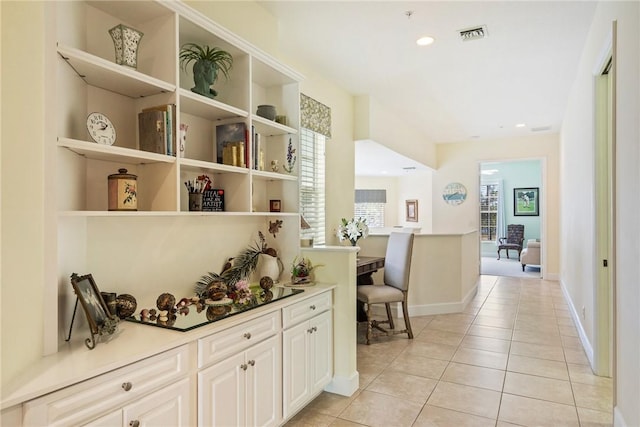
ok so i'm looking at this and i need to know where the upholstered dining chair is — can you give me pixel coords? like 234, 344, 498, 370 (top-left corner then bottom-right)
356, 232, 414, 345
497, 224, 525, 260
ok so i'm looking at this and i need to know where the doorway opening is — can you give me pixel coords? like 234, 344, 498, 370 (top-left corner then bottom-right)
479, 160, 543, 278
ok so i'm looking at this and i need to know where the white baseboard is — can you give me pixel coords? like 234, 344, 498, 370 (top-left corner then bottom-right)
371, 283, 479, 317
560, 279, 595, 368
324, 371, 359, 396
614, 406, 628, 427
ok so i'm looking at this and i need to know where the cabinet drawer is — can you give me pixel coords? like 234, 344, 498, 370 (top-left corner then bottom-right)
282, 291, 332, 329
23, 345, 190, 426
198, 310, 280, 369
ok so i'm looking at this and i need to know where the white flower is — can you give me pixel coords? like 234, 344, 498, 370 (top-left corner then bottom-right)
337, 217, 369, 245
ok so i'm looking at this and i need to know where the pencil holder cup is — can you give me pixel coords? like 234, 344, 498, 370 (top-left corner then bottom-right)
189, 193, 203, 211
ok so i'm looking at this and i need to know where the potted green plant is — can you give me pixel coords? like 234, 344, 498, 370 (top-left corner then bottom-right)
179, 43, 233, 99
290, 256, 322, 285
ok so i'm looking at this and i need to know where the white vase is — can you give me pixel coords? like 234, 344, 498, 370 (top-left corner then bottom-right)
109, 24, 143, 69
257, 253, 283, 283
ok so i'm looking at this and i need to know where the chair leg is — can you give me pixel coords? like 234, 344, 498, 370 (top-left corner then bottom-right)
497, 248, 501, 260
365, 303, 372, 345
401, 299, 413, 339
385, 303, 395, 330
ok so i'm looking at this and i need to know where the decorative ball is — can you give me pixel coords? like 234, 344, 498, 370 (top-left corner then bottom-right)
259, 276, 274, 291
115, 294, 137, 318
205, 281, 228, 301
156, 293, 176, 311
262, 290, 273, 302
206, 305, 229, 321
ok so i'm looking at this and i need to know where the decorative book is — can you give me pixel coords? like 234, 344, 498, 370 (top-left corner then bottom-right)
216, 122, 247, 166
138, 110, 166, 154
202, 189, 225, 212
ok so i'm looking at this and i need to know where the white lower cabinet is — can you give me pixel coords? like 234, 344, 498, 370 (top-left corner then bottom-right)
198, 334, 282, 427
86, 379, 191, 427
282, 309, 333, 419
23, 345, 192, 426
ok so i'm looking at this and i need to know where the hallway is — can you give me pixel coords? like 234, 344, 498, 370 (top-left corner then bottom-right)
285, 276, 612, 427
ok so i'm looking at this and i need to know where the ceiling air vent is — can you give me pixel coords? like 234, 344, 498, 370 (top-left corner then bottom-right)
531, 126, 552, 132
459, 25, 488, 42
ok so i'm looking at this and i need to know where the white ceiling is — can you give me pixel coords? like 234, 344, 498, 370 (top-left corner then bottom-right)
260, 1, 597, 174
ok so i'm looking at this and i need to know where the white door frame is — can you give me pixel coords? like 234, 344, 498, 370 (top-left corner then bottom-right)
592, 22, 616, 380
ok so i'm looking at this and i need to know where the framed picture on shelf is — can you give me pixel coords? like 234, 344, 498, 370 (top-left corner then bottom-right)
70, 273, 112, 335
270, 199, 282, 212
514, 187, 539, 216
406, 199, 418, 222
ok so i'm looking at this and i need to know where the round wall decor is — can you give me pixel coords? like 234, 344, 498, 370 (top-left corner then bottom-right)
442, 182, 467, 205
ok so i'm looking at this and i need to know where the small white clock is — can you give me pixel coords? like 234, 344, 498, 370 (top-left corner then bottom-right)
86, 112, 116, 145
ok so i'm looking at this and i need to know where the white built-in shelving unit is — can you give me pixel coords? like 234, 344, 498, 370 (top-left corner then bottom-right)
48, 0, 303, 351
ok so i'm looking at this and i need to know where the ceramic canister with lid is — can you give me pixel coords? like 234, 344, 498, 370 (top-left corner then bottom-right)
108, 168, 138, 211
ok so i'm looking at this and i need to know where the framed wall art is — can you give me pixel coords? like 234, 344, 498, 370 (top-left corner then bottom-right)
406, 199, 418, 222
514, 187, 539, 216
269, 199, 282, 212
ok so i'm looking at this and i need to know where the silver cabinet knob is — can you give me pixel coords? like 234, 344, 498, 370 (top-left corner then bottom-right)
243, 332, 252, 339
248, 360, 255, 366
241, 363, 248, 371
122, 382, 133, 392
129, 421, 140, 427
310, 305, 316, 310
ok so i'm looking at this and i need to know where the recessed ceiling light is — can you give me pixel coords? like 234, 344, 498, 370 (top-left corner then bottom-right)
416, 36, 435, 46
516, 123, 526, 128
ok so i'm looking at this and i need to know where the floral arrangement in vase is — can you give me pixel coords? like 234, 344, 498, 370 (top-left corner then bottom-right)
337, 217, 369, 246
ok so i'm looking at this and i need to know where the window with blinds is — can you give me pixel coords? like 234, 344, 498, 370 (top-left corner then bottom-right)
299, 128, 326, 245
480, 184, 499, 241
354, 189, 386, 227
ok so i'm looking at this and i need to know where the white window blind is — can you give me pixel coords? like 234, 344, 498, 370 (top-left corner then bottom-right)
354, 189, 386, 227
299, 128, 326, 245
480, 183, 499, 241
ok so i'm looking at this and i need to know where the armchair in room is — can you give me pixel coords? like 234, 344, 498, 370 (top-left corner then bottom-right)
497, 224, 525, 260
521, 239, 541, 271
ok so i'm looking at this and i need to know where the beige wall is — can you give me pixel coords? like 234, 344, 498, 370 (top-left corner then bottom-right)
354, 95, 437, 169
1, 1, 47, 387
561, 2, 639, 426
433, 134, 560, 278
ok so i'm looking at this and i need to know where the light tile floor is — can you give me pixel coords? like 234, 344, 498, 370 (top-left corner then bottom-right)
285, 276, 613, 427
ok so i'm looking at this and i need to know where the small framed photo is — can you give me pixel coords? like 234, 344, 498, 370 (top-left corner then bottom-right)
514, 187, 539, 216
270, 199, 281, 212
406, 199, 418, 222
70, 273, 112, 336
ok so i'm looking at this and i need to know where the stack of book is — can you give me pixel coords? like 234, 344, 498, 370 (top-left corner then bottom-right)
138, 104, 176, 156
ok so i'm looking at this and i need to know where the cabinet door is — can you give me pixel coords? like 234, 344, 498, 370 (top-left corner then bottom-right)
310, 310, 333, 394
83, 410, 122, 426
199, 353, 246, 427
123, 378, 191, 427
282, 320, 311, 419
246, 335, 282, 427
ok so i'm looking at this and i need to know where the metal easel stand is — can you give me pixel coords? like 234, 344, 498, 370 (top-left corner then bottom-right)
65, 297, 118, 350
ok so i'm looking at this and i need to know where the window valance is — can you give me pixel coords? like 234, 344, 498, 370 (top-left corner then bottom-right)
300, 93, 331, 139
